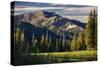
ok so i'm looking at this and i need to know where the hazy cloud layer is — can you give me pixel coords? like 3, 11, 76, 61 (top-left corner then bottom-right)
14, 1, 97, 23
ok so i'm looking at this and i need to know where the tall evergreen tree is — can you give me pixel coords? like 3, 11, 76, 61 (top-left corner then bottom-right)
56, 39, 59, 52
40, 34, 45, 52
15, 27, 21, 43
62, 30, 65, 51
15, 27, 22, 54
85, 11, 93, 50
45, 31, 49, 51
20, 31, 25, 53
48, 36, 52, 51
78, 32, 86, 50
71, 34, 78, 51
93, 10, 97, 49
58, 38, 63, 52
85, 10, 97, 50
66, 40, 71, 51
31, 33, 36, 52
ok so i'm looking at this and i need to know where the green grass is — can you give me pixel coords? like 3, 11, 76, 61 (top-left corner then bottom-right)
14, 50, 97, 65
31, 50, 97, 61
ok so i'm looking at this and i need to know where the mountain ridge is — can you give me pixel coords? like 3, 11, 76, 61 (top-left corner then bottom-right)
14, 10, 86, 40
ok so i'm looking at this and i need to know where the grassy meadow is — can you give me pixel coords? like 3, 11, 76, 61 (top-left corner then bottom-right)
14, 50, 97, 65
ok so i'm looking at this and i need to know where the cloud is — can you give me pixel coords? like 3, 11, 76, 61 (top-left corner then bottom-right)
15, 6, 67, 11
13, 3, 97, 23
14, 4, 97, 20
54, 6, 96, 16
14, 6, 67, 15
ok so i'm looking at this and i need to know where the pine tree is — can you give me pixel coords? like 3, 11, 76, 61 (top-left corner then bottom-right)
85, 10, 97, 50
45, 31, 49, 51
20, 31, 25, 53
48, 36, 52, 52
40, 34, 45, 52
15, 27, 21, 43
93, 10, 97, 49
62, 31, 65, 51
78, 32, 86, 50
71, 34, 78, 51
56, 39, 59, 52
31, 33, 36, 52
40, 35, 45, 45
15, 27, 22, 54
34, 39, 38, 53
85, 11, 93, 50
66, 40, 71, 51
58, 38, 62, 52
